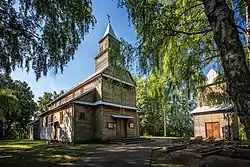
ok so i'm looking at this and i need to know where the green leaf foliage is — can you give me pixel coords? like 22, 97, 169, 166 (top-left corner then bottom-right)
0, 0, 96, 80
136, 77, 194, 137
119, 0, 217, 81
0, 75, 38, 139
37, 90, 65, 113
118, 0, 249, 137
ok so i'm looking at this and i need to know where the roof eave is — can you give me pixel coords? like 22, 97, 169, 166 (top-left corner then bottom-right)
98, 34, 119, 43
47, 69, 105, 106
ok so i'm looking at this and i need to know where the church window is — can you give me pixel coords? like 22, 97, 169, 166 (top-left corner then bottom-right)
79, 112, 85, 120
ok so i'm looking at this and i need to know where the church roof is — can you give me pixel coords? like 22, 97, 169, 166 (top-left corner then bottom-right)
46, 68, 105, 107
45, 67, 135, 110
101, 22, 118, 41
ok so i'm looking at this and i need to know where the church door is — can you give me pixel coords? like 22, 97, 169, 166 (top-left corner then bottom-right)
116, 119, 122, 137
116, 119, 127, 138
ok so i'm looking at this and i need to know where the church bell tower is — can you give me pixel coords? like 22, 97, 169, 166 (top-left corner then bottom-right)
95, 17, 121, 72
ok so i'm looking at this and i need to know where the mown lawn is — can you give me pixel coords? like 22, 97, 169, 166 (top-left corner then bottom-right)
0, 140, 100, 167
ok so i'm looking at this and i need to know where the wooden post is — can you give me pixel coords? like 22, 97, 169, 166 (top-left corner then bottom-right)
162, 99, 166, 137
163, 108, 166, 137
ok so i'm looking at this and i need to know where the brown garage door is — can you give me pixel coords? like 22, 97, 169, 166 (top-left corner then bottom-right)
205, 122, 220, 138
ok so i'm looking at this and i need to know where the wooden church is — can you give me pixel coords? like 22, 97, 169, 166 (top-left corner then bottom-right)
191, 69, 239, 139
29, 21, 140, 142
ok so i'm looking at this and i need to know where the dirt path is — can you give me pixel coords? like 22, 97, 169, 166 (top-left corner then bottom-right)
60, 139, 250, 167
64, 143, 156, 167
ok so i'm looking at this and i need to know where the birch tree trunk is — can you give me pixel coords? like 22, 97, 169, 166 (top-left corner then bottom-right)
203, 0, 250, 139
245, 0, 250, 68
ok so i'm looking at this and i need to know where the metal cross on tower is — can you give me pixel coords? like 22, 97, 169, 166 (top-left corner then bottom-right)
107, 14, 111, 23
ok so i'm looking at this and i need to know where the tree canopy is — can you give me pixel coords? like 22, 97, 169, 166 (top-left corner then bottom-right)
136, 74, 194, 137
118, 0, 250, 138
0, 75, 37, 139
37, 90, 65, 113
0, 0, 95, 80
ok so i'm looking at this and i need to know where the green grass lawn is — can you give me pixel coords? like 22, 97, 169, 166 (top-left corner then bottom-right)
0, 140, 100, 167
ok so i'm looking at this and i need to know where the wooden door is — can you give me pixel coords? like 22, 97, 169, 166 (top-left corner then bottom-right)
205, 122, 220, 138
124, 119, 127, 138
212, 122, 220, 138
120, 119, 125, 138
54, 122, 59, 140
120, 119, 128, 138
116, 119, 121, 137
116, 119, 127, 138
205, 122, 213, 137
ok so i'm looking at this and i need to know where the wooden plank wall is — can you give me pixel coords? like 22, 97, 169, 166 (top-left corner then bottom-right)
102, 106, 138, 139
77, 90, 96, 103
96, 52, 109, 72
39, 106, 73, 142
124, 110, 138, 137
60, 107, 73, 142
74, 104, 94, 141
102, 77, 136, 107
94, 106, 103, 139
194, 111, 238, 138
48, 77, 102, 111
103, 67, 134, 85
102, 108, 116, 139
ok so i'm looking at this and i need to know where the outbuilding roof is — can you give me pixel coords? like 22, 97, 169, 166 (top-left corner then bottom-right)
191, 103, 233, 114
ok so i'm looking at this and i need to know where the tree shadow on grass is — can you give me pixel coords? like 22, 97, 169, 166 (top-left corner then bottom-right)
0, 140, 100, 167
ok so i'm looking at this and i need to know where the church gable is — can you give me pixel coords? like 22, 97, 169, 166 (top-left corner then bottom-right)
102, 66, 135, 85
197, 83, 229, 106
197, 69, 229, 106
74, 89, 99, 103
101, 75, 136, 107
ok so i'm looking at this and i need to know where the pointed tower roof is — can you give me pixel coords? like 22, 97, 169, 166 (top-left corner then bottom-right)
206, 68, 218, 84
101, 22, 119, 41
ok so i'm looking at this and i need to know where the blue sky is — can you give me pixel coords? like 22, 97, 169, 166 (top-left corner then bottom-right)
11, 0, 137, 101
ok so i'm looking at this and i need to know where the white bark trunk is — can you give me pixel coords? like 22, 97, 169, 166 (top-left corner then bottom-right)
203, 0, 250, 139
245, 0, 250, 68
